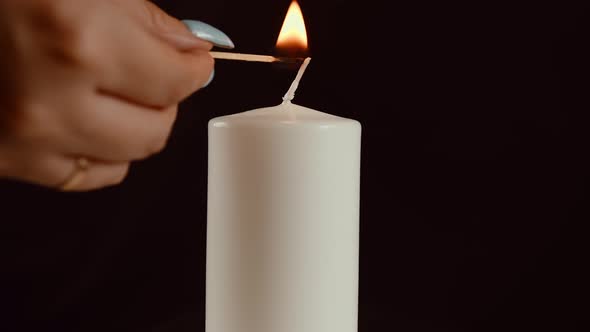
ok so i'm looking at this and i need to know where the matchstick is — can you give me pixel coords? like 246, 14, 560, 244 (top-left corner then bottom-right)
210, 51, 303, 64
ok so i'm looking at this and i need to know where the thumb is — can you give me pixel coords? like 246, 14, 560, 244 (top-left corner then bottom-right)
142, 1, 212, 51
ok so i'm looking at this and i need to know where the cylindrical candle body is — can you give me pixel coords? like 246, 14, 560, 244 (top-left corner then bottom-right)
207, 102, 361, 332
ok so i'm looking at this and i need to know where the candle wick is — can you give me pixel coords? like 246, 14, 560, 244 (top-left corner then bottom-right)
282, 57, 312, 104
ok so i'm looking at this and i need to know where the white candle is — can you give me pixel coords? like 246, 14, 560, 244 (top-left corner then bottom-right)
207, 59, 361, 332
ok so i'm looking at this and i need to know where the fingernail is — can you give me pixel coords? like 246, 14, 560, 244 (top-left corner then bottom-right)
181, 20, 235, 49
203, 69, 215, 88
160, 33, 211, 51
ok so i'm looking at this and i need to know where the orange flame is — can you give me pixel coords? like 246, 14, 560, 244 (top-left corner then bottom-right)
276, 1, 308, 50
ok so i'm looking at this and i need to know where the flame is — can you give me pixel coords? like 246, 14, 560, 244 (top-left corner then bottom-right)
276, 1, 308, 50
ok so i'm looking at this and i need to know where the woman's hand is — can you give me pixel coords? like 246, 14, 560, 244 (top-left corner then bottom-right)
0, 0, 215, 191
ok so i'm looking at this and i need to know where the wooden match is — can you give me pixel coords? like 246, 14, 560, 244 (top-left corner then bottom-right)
210, 51, 304, 64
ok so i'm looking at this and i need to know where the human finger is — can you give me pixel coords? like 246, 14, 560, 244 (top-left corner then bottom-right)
61, 96, 179, 162
140, 1, 216, 51
94, 12, 213, 108
1, 151, 129, 191
57, 157, 130, 192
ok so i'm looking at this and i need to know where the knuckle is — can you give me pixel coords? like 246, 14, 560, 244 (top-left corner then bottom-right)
37, 0, 79, 36
164, 83, 189, 106
130, 130, 172, 160
143, 2, 170, 30
147, 131, 170, 156
144, 115, 175, 157
83, 165, 130, 191
36, 1, 98, 67
106, 165, 130, 186
53, 29, 96, 68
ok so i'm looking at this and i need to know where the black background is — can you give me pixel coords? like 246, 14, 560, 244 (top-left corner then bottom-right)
2, 0, 590, 331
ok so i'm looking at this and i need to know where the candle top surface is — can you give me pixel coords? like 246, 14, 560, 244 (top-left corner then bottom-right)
210, 102, 360, 129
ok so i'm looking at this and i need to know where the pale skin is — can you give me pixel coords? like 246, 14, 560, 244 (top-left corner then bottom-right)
0, 0, 214, 191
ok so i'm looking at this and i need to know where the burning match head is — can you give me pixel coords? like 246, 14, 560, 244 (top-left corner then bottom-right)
274, 56, 306, 70
276, 56, 306, 64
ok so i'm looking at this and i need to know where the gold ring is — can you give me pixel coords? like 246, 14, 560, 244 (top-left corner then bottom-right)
59, 157, 90, 191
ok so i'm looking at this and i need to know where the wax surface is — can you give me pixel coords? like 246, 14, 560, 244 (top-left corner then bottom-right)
207, 102, 361, 332
210, 102, 354, 125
